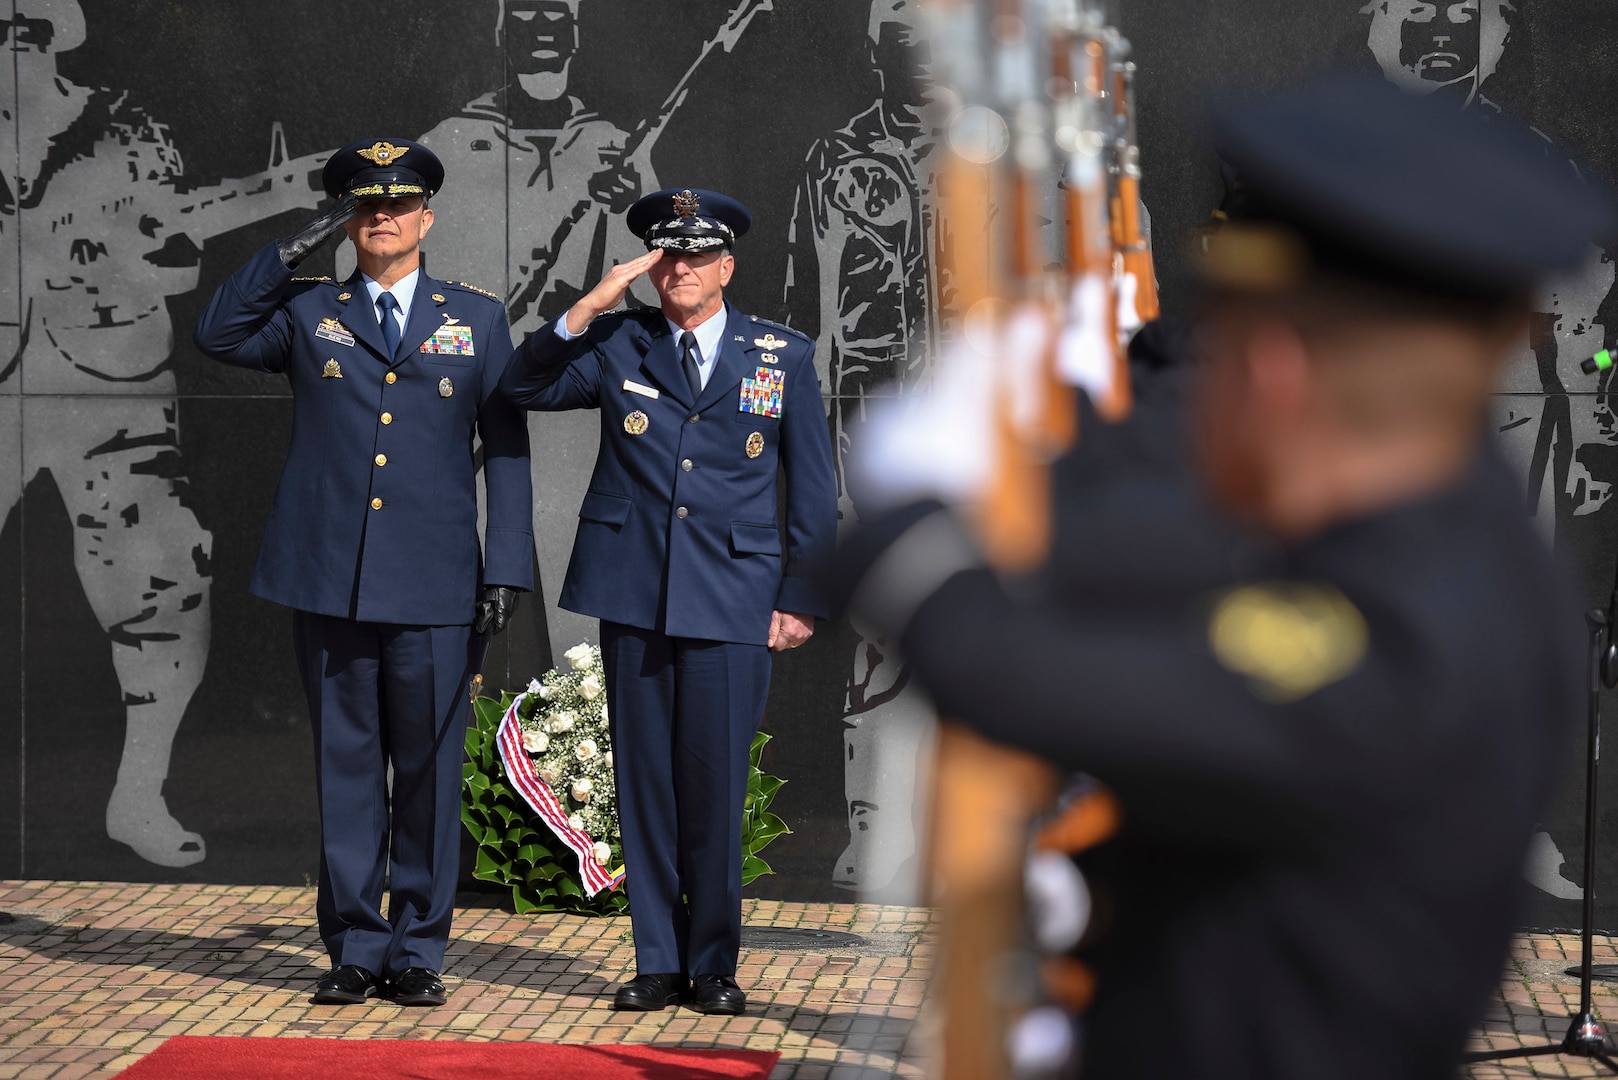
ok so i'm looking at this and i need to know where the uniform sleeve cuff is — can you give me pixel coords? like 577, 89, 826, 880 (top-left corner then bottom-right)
848, 508, 985, 639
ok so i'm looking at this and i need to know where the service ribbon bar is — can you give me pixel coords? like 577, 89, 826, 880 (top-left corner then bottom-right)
495, 692, 619, 895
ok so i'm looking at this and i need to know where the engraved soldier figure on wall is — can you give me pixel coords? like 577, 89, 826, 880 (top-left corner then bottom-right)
0, 0, 326, 866
407, 0, 658, 660
1361, 0, 1617, 902
784, 0, 944, 898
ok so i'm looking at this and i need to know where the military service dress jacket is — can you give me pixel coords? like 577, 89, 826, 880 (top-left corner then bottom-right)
500, 304, 836, 645
193, 242, 533, 626
837, 445, 1580, 1080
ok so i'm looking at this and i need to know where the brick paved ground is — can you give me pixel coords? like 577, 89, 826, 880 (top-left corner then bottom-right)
5, 879, 1618, 1078
0, 880, 933, 1079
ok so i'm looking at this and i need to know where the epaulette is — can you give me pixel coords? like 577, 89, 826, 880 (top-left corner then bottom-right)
445, 280, 501, 301
290, 275, 333, 283
745, 314, 812, 345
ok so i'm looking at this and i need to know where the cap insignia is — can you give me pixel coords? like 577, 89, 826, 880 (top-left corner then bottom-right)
672, 189, 701, 220
358, 141, 408, 166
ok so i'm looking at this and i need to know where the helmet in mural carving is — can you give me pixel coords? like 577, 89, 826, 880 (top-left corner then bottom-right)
10, 0, 86, 54
1360, 0, 1515, 103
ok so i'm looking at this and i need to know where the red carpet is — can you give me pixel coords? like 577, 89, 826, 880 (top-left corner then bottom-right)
115, 1036, 779, 1079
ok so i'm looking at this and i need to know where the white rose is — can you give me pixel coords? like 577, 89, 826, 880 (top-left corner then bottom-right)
567, 813, 585, 832
575, 738, 598, 762
537, 683, 554, 701
570, 777, 593, 802
579, 675, 602, 701
538, 767, 558, 787
601, 702, 609, 723
564, 643, 595, 671
520, 728, 550, 754
526, 678, 544, 696
592, 842, 612, 866
604, 751, 614, 770
552, 711, 575, 733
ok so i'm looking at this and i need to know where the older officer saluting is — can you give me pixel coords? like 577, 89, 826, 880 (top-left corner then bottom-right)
194, 140, 533, 1008
501, 188, 836, 1014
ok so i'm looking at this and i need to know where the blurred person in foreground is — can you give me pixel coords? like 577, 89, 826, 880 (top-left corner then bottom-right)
832, 74, 1612, 1079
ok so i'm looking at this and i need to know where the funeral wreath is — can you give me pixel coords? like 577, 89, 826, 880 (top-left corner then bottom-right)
461, 643, 792, 914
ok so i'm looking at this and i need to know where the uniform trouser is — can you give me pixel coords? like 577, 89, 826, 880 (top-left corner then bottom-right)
291, 612, 482, 975
600, 621, 772, 977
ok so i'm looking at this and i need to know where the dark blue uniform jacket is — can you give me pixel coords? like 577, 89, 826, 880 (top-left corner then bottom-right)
500, 304, 836, 645
193, 242, 533, 626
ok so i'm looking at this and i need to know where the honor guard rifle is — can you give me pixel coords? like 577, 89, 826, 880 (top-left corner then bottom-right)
914, 1, 1153, 1075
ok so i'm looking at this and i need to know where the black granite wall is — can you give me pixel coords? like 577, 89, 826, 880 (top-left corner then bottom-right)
3, 0, 1618, 930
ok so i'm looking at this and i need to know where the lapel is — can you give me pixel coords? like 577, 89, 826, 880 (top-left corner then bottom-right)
333, 273, 388, 360
692, 302, 753, 414
632, 312, 694, 407
396, 274, 449, 365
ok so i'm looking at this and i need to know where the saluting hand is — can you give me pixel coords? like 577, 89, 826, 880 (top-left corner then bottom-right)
564, 249, 664, 336
768, 611, 815, 652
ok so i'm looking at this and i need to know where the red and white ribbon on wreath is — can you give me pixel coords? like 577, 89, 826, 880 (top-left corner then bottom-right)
495, 692, 619, 895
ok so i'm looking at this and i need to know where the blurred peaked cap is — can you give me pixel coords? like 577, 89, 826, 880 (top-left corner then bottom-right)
627, 187, 751, 253
322, 139, 445, 200
1205, 74, 1616, 301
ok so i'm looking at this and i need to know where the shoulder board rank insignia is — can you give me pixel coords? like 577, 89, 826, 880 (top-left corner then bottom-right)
432, 293, 446, 303
1208, 583, 1368, 703
322, 358, 343, 378
748, 315, 810, 342
455, 281, 500, 300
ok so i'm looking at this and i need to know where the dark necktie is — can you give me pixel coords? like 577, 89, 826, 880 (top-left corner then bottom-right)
680, 330, 703, 399
378, 291, 401, 357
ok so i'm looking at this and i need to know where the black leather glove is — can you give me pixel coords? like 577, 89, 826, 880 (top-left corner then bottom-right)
276, 193, 358, 269
474, 586, 520, 635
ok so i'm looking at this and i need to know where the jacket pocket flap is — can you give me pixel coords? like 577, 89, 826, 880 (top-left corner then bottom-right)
730, 522, 781, 555
579, 491, 632, 525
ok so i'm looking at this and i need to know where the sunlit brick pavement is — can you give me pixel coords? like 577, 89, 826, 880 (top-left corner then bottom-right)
11, 881, 1618, 1079
0, 881, 933, 1079
1464, 934, 1618, 1078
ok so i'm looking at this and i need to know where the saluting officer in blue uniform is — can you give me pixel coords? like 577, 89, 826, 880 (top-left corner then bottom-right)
500, 188, 836, 1014
194, 140, 532, 1008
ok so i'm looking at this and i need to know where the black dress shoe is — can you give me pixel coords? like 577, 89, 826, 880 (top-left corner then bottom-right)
389, 967, 448, 1007
689, 974, 746, 1015
311, 965, 383, 1005
612, 972, 689, 1011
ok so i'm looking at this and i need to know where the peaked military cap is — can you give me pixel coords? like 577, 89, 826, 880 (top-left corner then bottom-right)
627, 187, 751, 253
1201, 74, 1615, 303
322, 138, 445, 200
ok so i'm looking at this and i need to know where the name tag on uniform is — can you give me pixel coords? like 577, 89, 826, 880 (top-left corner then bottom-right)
315, 317, 355, 347
623, 379, 660, 399
739, 365, 785, 418
422, 321, 475, 356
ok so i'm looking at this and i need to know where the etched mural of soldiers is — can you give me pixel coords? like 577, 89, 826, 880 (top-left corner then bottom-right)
0, 0, 326, 866
784, 0, 943, 897
1362, 0, 1614, 902
408, 0, 657, 658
